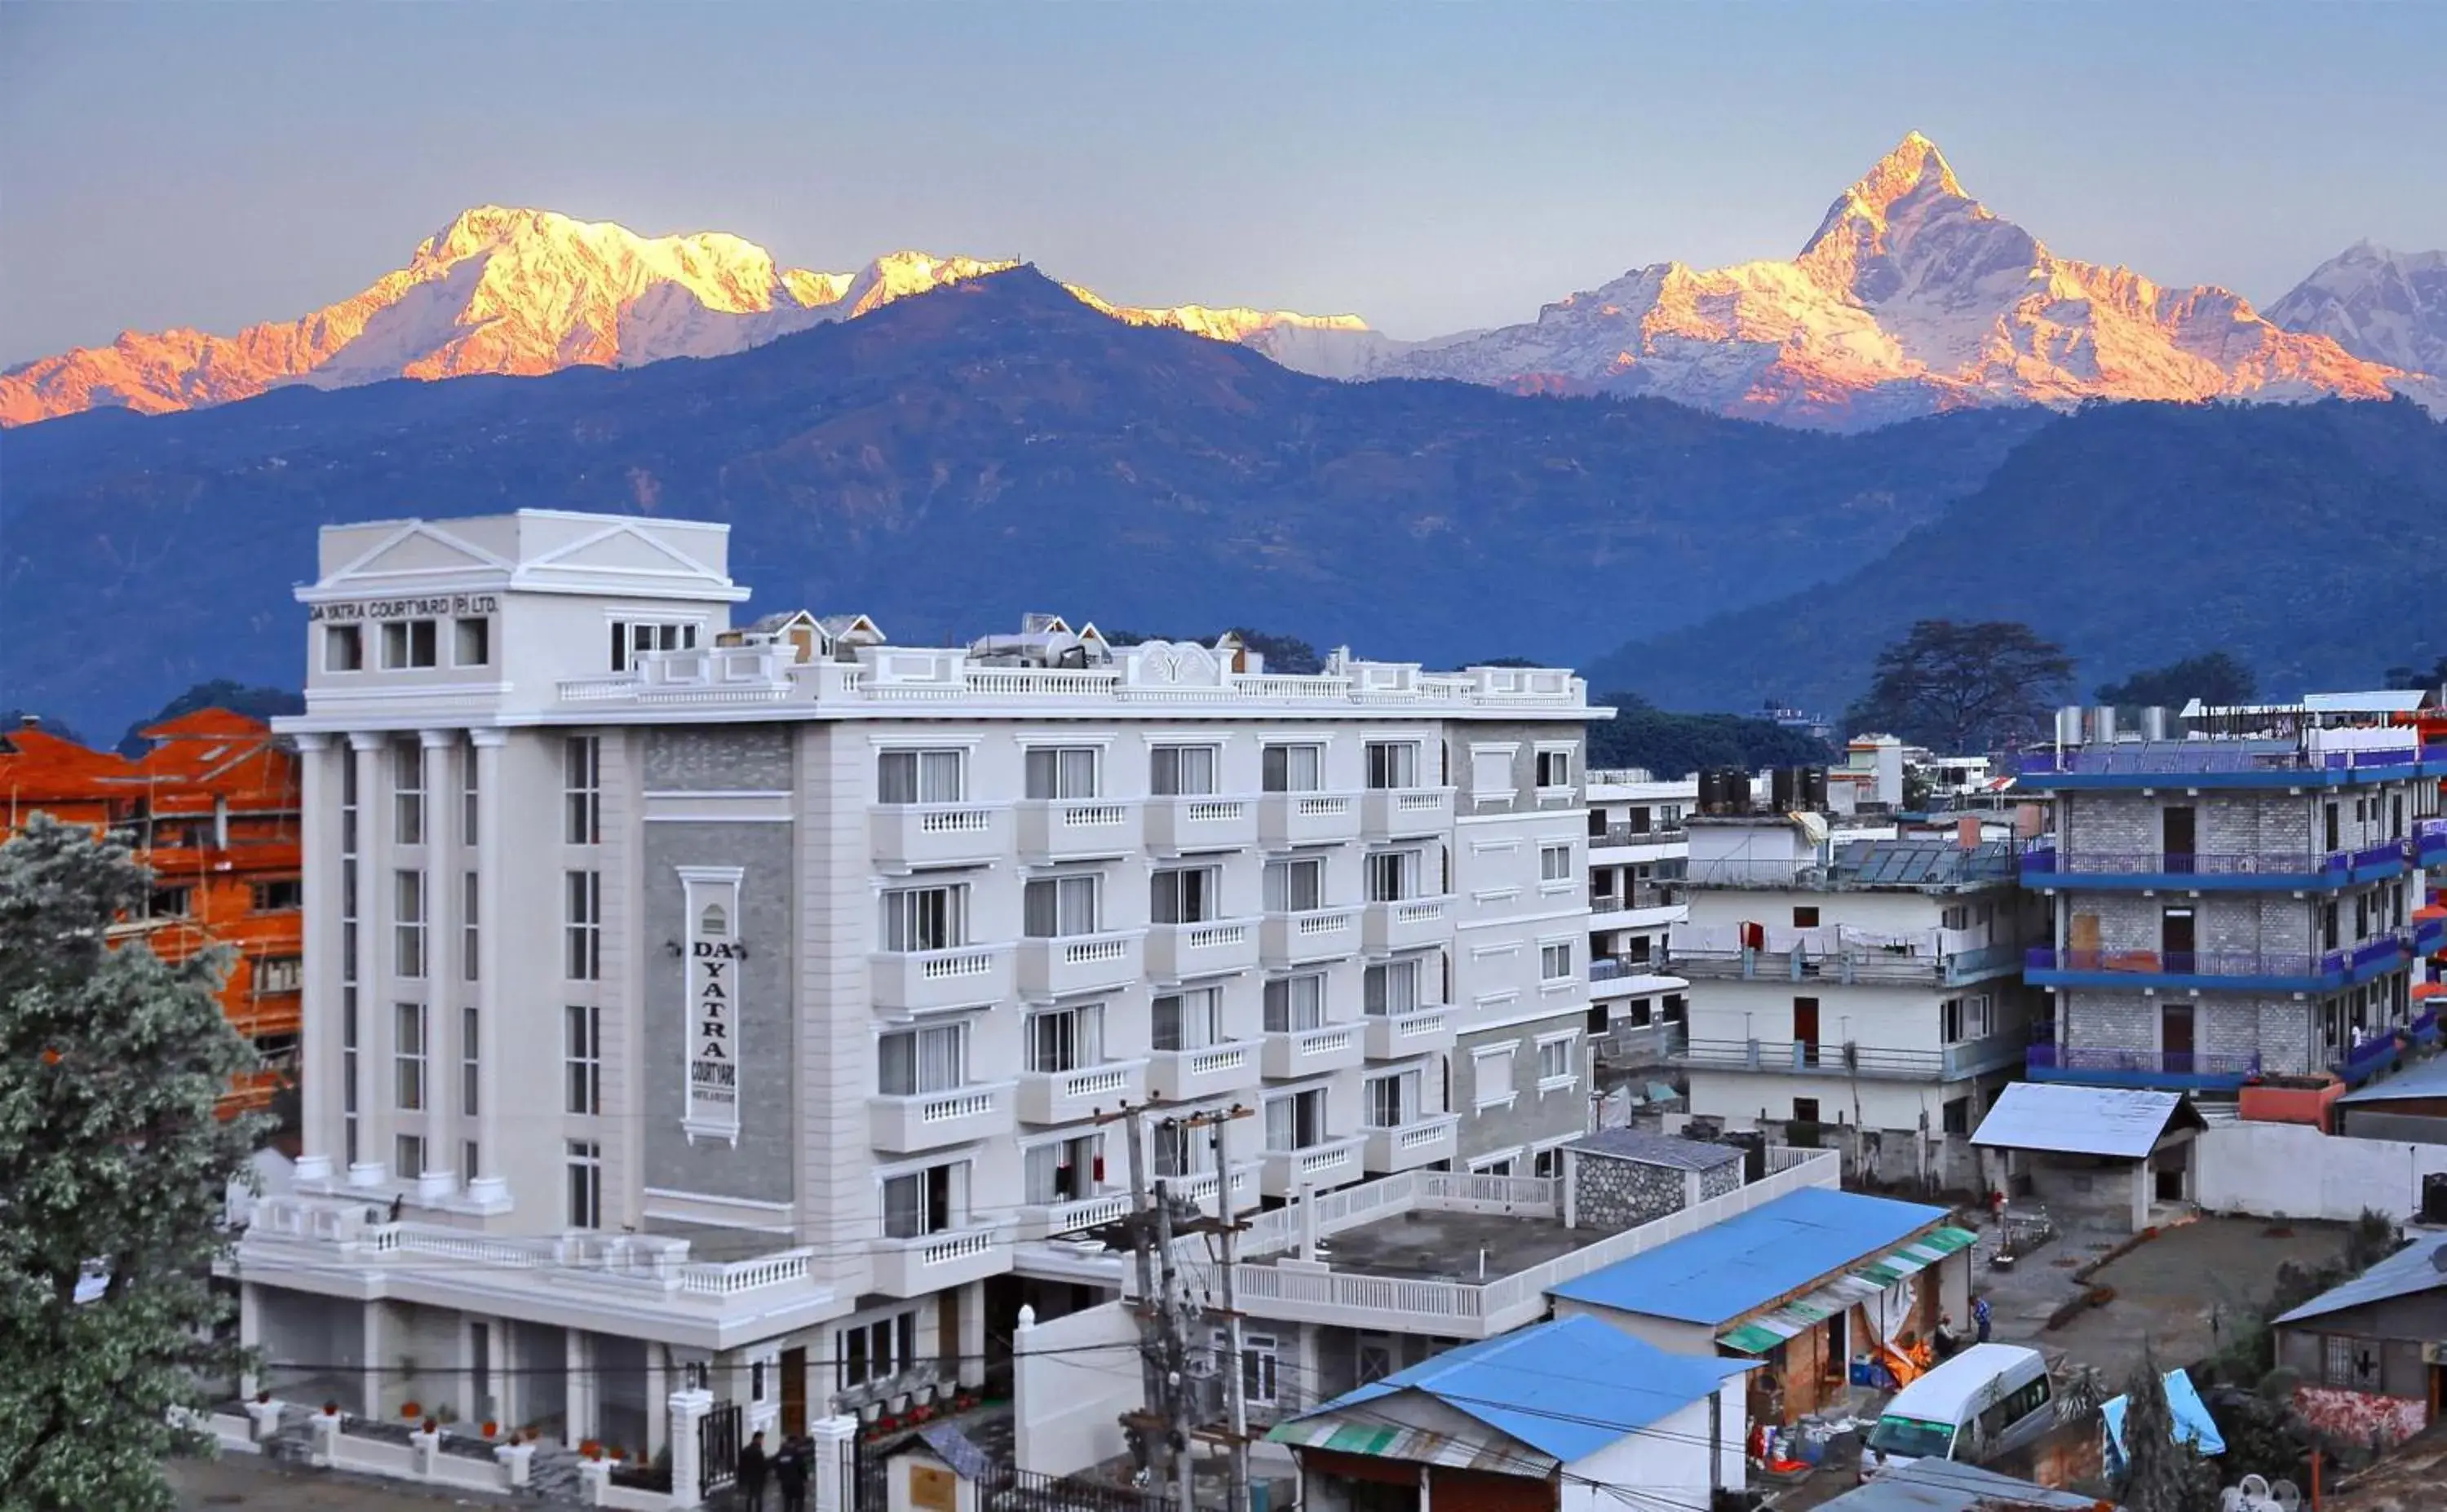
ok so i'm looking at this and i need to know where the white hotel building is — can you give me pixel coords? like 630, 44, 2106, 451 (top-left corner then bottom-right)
236, 511, 1602, 1455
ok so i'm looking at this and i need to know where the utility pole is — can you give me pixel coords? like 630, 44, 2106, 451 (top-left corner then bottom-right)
1153, 1178, 1194, 1512
1207, 1116, 1251, 1512
1114, 1103, 1162, 1488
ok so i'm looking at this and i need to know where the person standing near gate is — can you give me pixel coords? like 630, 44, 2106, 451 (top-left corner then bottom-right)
739, 1430, 771, 1512
775, 1435, 810, 1512
1972, 1293, 1993, 1344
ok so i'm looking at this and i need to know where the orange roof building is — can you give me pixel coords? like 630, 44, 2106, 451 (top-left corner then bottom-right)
0, 710, 303, 1116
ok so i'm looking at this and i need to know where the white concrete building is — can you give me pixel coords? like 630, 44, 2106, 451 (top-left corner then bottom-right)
1582, 770, 1694, 1071
234, 510, 1601, 1456
1668, 812, 2040, 1180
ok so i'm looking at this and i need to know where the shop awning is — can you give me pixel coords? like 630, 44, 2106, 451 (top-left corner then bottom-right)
1716, 1225, 1977, 1355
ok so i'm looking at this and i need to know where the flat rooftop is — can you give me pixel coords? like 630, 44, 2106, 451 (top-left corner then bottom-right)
1254, 1207, 1595, 1282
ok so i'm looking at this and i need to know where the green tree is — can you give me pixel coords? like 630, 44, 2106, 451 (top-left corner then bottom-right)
2383, 653, 2447, 692
1586, 693, 1831, 778
0, 815, 266, 1510
1845, 619, 2073, 754
115, 679, 305, 758
2096, 652, 2258, 710
2116, 1347, 2219, 1512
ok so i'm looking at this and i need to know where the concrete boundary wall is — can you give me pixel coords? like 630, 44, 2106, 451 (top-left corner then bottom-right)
1014, 1302, 1142, 1478
2195, 1122, 2447, 1222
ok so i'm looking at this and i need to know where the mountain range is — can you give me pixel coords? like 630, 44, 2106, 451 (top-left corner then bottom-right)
7, 135, 2443, 431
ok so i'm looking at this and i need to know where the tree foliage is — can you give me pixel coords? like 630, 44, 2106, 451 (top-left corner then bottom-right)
115, 679, 305, 757
2115, 1346, 2219, 1512
2383, 652, 2447, 692
1845, 619, 2073, 754
2096, 652, 2258, 710
1586, 694, 1832, 778
0, 816, 267, 1511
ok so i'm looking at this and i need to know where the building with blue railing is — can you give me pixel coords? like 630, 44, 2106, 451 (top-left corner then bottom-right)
2016, 696, 2447, 1094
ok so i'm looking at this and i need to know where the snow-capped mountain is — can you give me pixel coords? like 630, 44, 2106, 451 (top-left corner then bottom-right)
0, 208, 1372, 426
2267, 242, 2447, 378
1347, 133, 2422, 428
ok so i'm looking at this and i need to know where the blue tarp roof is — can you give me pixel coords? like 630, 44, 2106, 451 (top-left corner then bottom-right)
2272, 1234, 2447, 1324
1546, 1187, 1949, 1325
1282, 1315, 1753, 1464
2337, 1055, 2447, 1104
2103, 1368, 2225, 1470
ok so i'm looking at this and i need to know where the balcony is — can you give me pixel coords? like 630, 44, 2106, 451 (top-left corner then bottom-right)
869, 1083, 1017, 1154
1259, 1138, 1365, 1198
1258, 791, 1361, 849
1361, 787, 1454, 842
1363, 1006, 1455, 1059
1587, 957, 1681, 998
869, 945, 1013, 1013
1362, 895, 1453, 954
1261, 907, 1361, 966
1594, 1018, 1688, 1068
1588, 884, 1684, 928
868, 1224, 1012, 1297
1144, 795, 1258, 855
1362, 1113, 1460, 1174
1016, 1190, 1135, 1242
1016, 799, 1140, 863
1673, 941, 2020, 987
1262, 1023, 1364, 1078
1591, 823, 1687, 854
2015, 739, 2444, 786
1016, 931, 1144, 999
1016, 1059, 1148, 1125
2024, 942, 2409, 994
871, 803, 1010, 870
2418, 818, 2447, 869
2020, 846, 2375, 892
1146, 1039, 1263, 1101
1145, 918, 1263, 982
1160, 1161, 1263, 1219
1671, 1032, 2023, 1083
2025, 1043, 2262, 1093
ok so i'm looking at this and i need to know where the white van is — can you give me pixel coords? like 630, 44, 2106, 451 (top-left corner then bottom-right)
1861, 1343, 2055, 1482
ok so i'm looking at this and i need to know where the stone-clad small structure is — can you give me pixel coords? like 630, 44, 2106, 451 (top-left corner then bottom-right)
1563, 1128, 1744, 1231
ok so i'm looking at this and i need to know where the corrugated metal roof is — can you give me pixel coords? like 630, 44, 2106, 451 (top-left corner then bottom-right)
1265, 1416, 1543, 1474
1717, 1227, 1979, 1354
1969, 1082, 2201, 1158
1265, 1315, 1753, 1465
2338, 1056, 2447, 1105
1545, 1187, 1950, 1325
1816, 1457, 2112, 1510
1565, 1128, 1745, 1171
2273, 1235, 2447, 1325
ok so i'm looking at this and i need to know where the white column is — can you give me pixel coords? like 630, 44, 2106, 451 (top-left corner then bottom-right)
647, 1351, 670, 1458
238, 1281, 263, 1400
294, 733, 339, 1152
958, 1280, 986, 1389
362, 1299, 387, 1420
809, 1414, 859, 1512
420, 728, 458, 1185
567, 1329, 595, 1443
669, 1389, 715, 1510
348, 732, 389, 1185
470, 730, 508, 1197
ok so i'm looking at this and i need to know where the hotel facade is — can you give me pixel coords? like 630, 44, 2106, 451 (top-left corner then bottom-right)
235, 511, 1601, 1457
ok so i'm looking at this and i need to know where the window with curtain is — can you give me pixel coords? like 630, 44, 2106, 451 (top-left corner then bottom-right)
564, 870, 601, 980
1024, 1134, 1101, 1204
1024, 874, 1100, 937
1026, 1005, 1104, 1072
1263, 857, 1323, 913
1365, 742, 1418, 790
1365, 849, 1421, 902
882, 1163, 962, 1239
1263, 974, 1325, 1032
1153, 987, 1224, 1051
1150, 866, 1222, 924
1261, 743, 1324, 794
564, 736, 601, 845
881, 885, 967, 952
567, 1140, 602, 1229
1263, 1089, 1327, 1150
878, 1023, 967, 1095
1540, 844, 1572, 882
878, 749, 964, 804
565, 1005, 602, 1115
394, 1002, 427, 1110
1364, 959, 1421, 1017
1025, 746, 1100, 800
394, 741, 426, 845
1366, 1069, 1423, 1127
1150, 745, 1219, 796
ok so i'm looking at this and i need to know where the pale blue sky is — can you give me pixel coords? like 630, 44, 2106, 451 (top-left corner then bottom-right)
4, 2, 2443, 365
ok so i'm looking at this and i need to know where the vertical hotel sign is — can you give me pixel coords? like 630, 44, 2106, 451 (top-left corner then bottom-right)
678, 866, 746, 1145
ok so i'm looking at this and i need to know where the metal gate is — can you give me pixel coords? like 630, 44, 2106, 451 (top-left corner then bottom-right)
699, 1399, 742, 1498
848, 1427, 889, 1512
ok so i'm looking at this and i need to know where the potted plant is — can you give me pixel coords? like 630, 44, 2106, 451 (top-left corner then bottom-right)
481, 1419, 499, 1439
400, 1399, 423, 1420
580, 1439, 603, 1461
322, 1400, 339, 1417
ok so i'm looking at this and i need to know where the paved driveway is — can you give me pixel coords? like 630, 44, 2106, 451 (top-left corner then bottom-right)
170, 1452, 529, 1510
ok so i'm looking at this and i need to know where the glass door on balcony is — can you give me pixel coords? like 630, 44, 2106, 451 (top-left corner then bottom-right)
878, 749, 964, 804
2163, 806, 2197, 873
1151, 745, 1219, 796
2162, 907, 2197, 974
1366, 1068, 1427, 1125
1153, 987, 1224, 1050
1265, 973, 1326, 1031
1365, 741, 1418, 789
1264, 857, 1324, 912
1263, 1088, 1328, 1149
1026, 747, 1101, 800
882, 1162, 965, 1238
1024, 1134, 1101, 1204
1365, 959, 1421, 1017
1024, 874, 1101, 937
881, 885, 967, 951
1026, 1004, 1104, 1072
1152, 866, 1224, 924
878, 1023, 966, 1095
2162, 1004, 2196, 1075
1365, 849, 1422, 902
1263, 744, 1324, 793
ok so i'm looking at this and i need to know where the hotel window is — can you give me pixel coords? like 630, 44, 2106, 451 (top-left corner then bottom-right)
1263, 973, 1325, 1032
1152, 987, 1225, 1051
567, 1140, 602, 1229
1153, 1117, 1215, 1178
146, 885, 191, 919
1541, 942, 1573, 980
1364, 741, 1418, 790
1365, 848, 1423, 903
1023, 873, 1101, 938
394, 1134, 426, 1182
1149, 865, 1223, 925
1026, 1004, 1104, 1073
1149, 744, 1219, 796
565, 1005, 602, 1116
394, 1002, 427, 1112
1365, 1068, 1426, 1128
1024, 1134, 1101, 1205
1538, 1036, 1577, 1087
564, 736, 601, 845
878, 1024, 966, 1096
1364, 959, 1422, 1017
462, 872, 480, 979
610, 619, 696, 671
836, 1311, 921, 1389
1262, 1089, 1328, 1151
1471, 747, 1515, 795
342, 989, 360, 1164
325, 624, 365, 672
877, 749, 964, 805
1533, 1147, 1564, 1180
882, 1162, 965, 1239
255, 955, 303, 994
251, 878, 303, 911
880, 885, 967, 952
564, 870, 601, 980
461, 1007, 480, 1118
1262, 856, 1324, 912
1473, 1045, 1517, 1108
394, 870, 427, 978
1261, 742, 1324, 794
381, 618, 439, 670
1539, 844, 1572, 882
1942, 994, 1994, 1043
1535, 749, 1573, 789
454, 617, 490, 668
393, 741, 425, 845
461, 751, 480, 846
1024, 745, 1100, 800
